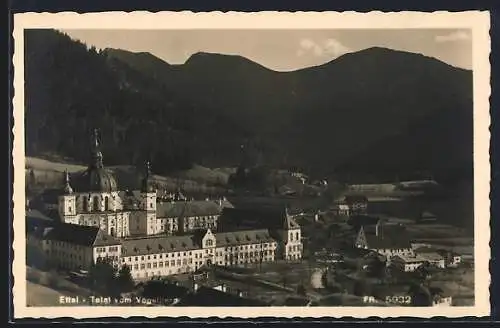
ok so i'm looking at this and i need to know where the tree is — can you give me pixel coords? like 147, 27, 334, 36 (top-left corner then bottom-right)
366, 255, 388, 282
117, 264, 135, 293
88, 258, 119, 297
353, 280, 371, 297
408, 283, 432, 306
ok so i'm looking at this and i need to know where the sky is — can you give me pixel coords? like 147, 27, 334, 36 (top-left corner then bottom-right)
60, 29, 473, 71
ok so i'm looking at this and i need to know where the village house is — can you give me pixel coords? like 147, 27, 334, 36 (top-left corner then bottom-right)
436, 250, 463, 268
343, 195, 369, 215
331, 202, 350, 216
390, 254, 427, 272
429, 287, 453, 307
414, 248, 446, 269
354, 220, 414, 260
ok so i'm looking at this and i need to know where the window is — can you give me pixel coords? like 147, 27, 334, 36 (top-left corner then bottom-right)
170, 260, 175, 266
68, 206, 72, 213
153, 263, 157, 268
105, 196, 109, 211
140, 264, 145, 269
206, 239, 213, 247
159, 262, 163, 268
147, 263, 151, 269
165, 261, 169, 267
93, 196, 99, 211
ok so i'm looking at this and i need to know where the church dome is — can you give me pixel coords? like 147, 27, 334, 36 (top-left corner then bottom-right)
72, 128, 118, 193
73, 167, 118, 193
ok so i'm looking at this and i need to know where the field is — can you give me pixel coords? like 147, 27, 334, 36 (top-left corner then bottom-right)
430, 267, 475, 306
25, 156, 229, 194
26, 266, 92, 307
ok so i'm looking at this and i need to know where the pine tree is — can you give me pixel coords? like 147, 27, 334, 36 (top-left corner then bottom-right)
117, 264, 135, 293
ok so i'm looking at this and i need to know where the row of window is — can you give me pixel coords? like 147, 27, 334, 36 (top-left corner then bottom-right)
46, 249, 83, 261
44, 240, 84, 250
225, 250, 275, 259
130, 259, 189, 270
225, 243, 276, 251
124, 250, 200, 262
129, 257, 276, 275
289, 231, 301, 242
288, 244, 302, 252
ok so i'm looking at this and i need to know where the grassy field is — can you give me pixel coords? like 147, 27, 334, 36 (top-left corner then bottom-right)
25, 156, 229, 194
430, 267, 475, 306
26, 266, 92, 307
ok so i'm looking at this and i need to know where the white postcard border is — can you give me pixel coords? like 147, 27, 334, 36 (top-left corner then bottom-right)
12, 10, 491, 319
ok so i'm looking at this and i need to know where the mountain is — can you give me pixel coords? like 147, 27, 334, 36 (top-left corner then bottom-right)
24, 29, 473, 184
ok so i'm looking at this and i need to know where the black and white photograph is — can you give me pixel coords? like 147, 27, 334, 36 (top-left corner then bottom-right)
12, 11, 491, 318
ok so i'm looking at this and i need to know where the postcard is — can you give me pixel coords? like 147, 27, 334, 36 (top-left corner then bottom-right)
12, 10, 491, 319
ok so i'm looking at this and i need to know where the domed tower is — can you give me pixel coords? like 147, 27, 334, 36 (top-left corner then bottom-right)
140, 161, 157, 235
72, 129, 119, 212
58, 170, 77, 223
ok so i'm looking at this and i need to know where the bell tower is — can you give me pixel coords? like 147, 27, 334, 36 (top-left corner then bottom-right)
140, 161, 157, 235
58, 170, 77, 224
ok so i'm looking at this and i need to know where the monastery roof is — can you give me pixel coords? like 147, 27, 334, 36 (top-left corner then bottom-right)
156, 200, 223, 218
26, 209, 54, 222
121, 234, 203, 256
42, 223, 120, 247
215, 229, 275, 247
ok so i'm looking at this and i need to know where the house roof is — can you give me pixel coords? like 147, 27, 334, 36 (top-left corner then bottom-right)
26, 209, 55, 222
421, 211, 437, 218
393, 254, 427, 263
216, 229, 275, 247
344, 195, 368, 203
156, 200, 223, 218
42, 223, 120, 247
417, 252, 444, 262
364, 225, 412, 250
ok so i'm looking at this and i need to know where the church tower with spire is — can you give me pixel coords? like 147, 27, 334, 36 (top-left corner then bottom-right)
58, 170, 77, 224
140, 161, 157, 235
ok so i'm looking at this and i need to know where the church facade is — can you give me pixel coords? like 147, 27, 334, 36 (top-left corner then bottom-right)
57, 129, 229, 238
